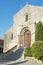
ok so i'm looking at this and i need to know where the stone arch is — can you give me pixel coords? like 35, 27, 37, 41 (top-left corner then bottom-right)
18, 27, 31, 47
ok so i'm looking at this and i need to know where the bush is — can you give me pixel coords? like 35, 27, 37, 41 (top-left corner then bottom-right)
24, 47, 32, 57
31, 41, 43, 61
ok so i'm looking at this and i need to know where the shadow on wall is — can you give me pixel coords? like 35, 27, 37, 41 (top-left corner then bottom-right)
5, 45, 17, 54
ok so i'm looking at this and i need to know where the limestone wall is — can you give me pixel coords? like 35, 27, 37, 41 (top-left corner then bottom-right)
4, 4, 43, 52
3, 27, 16, 53
13, 4, 43, 46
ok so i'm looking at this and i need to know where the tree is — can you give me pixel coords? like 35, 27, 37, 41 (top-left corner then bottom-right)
35, 21, 43, 41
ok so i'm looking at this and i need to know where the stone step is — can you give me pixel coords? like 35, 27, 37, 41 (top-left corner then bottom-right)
3, 46, 24, 61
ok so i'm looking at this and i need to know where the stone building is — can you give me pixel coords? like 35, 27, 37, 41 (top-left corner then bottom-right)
3, 4, 43, 53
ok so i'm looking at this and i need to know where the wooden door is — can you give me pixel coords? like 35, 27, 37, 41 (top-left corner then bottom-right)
24, 30, 31, 47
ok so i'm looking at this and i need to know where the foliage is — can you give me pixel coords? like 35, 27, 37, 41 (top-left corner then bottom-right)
35, 21, 43, 41
24, 47, 32, 57
31, 41, 43, 61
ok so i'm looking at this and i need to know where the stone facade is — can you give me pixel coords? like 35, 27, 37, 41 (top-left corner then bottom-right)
3, 27, 18, 52
3, 4, 43, 53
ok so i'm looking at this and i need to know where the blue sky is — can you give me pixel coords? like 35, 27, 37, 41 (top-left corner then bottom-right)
0, 0, 43, 37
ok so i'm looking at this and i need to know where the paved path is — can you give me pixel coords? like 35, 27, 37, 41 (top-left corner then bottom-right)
0, 58, 43, 65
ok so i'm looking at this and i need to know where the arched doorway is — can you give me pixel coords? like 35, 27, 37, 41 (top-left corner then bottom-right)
18, 27, 31, 47
24, 30, 31, 47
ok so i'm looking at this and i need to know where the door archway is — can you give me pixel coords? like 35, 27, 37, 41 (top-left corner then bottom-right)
18, 27, 31, 47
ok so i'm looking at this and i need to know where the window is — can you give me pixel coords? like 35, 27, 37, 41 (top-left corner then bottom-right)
11, 34, 13, 40
25, 14, 28, 21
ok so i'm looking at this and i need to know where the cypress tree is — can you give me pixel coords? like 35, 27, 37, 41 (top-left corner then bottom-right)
35, 21, 43, 41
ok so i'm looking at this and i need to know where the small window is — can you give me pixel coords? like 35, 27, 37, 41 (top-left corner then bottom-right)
11, 34, 13, 40
25, 15, 28, 21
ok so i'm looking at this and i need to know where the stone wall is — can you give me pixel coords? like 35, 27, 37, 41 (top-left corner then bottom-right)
4, 4, 43, 52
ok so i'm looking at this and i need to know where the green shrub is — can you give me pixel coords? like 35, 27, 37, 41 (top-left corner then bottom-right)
35, 21, 43, 41
24, 47, 32, 57
31, 41, 43, 61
